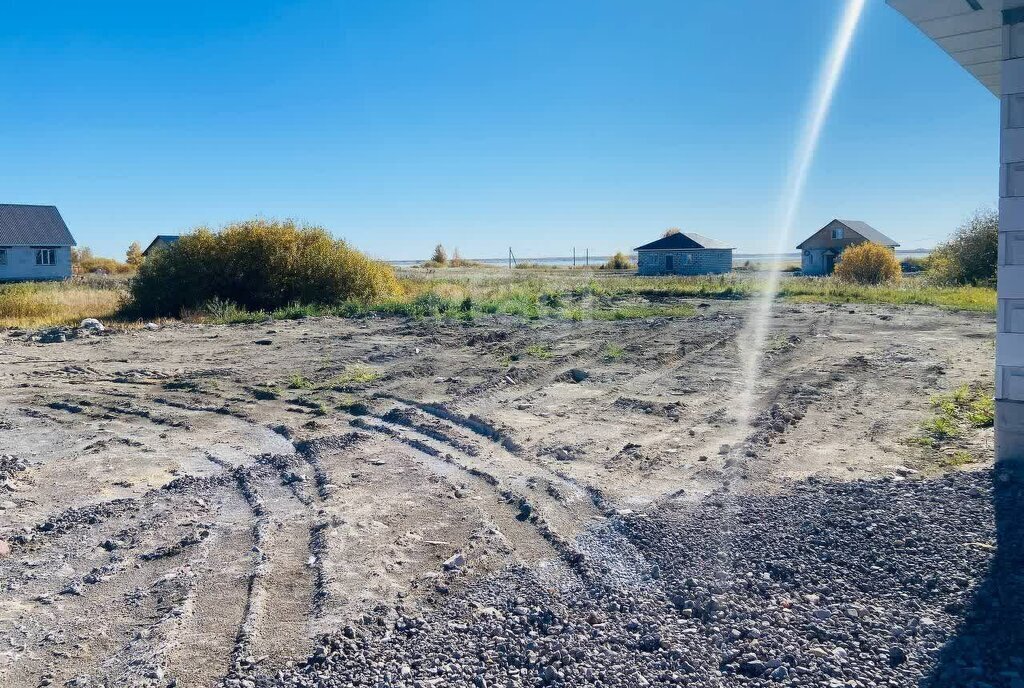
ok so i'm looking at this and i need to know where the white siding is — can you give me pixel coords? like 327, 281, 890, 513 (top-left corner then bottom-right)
0, 246, 73, 281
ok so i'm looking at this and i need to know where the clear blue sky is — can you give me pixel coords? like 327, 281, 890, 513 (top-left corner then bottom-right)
0, 0, 997, 260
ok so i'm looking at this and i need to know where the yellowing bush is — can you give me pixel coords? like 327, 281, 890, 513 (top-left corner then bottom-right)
833, 242, 901, 285
601, 252, 636, 270
129, 219, 401, 316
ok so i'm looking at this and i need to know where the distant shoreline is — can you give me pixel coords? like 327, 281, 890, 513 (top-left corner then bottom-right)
389, 248, 932, 267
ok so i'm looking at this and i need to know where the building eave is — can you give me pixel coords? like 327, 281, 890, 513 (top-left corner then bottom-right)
887, 0, 1005, 97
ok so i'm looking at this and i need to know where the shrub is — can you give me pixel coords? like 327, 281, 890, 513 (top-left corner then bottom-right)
833, 242, 901, 285
601, 252, 636, 270
448, 248, 480, 268
927, 209, 998, 285
662, 227, 682, 237
129, 219, 401, 316
72, 246, 134, 275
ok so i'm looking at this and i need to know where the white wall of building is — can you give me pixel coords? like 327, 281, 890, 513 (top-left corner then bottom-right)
0, 246, 73, 281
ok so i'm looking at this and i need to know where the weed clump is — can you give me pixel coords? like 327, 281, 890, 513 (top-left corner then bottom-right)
130, 219, 401, 317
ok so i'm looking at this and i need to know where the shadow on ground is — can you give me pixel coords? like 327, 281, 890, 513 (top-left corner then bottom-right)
926, 464, 1024, 687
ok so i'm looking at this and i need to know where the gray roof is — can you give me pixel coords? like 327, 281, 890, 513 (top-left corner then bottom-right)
142, 235, 180, 255
0, 204, 75, 246
634, 231, 734, 252
798, 219, 899, 248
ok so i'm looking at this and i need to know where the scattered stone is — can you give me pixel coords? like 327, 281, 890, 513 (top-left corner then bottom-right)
567, 368, 589, 383
442, 552, 466, 571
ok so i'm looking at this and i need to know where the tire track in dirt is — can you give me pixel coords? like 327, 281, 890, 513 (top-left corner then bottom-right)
351, 414, 592, 578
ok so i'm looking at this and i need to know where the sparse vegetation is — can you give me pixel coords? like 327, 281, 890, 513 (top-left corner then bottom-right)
911, 383, 994, 449
129, 219, 402, 316
0, 261, 998, 330
603, 343, 625, 361
287, 374, 313, 389
524, 344, 553, 359
662, 227, 682, 238
927, 209, 998, 286
833, 242, 902, 285
327, 364, 381, 385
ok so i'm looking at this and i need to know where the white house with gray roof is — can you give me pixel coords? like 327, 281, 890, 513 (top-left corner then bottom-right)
796, 219, 899, 276
634, 231, 734, 276
0, 204, 76, 281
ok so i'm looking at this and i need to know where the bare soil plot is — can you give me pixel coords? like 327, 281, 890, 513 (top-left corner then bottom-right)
0, 300, 994, 687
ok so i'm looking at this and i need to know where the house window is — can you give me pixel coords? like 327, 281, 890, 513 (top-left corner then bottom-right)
665, 255, 674, 272
35, 247, 56, 266
0, 249, 7, 266
831, 227, 844, 240
684, 253, 694, 264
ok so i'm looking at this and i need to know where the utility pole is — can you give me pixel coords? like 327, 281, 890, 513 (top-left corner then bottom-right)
573, 247, 576, 268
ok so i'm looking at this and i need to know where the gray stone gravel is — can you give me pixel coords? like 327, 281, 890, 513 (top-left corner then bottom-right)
233, 468, 1023, 688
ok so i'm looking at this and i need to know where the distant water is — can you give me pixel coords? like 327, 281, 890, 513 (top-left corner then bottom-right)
390, 248, 930, 268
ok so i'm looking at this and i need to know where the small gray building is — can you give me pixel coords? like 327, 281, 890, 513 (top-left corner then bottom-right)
796, 219, 899, 276
142, 235, 180, 257
634, 232, 734, 276
0, 204, 76, 281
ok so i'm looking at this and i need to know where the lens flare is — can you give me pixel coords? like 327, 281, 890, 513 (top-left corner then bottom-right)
735, 0, 868, 428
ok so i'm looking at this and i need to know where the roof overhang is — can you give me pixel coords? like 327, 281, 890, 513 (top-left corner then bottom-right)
887, 0, 1008, 96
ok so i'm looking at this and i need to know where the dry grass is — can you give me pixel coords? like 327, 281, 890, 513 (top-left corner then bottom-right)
0, 282, 125, 328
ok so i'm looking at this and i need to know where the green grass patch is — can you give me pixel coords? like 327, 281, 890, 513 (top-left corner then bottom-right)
287, 374, 313, 390
524, 344, 553, 360
777, 279, 995, 312
909, 383, 994, 449
325, 364, 381, 386
603, 343, 625, 361
939, 450, 977, 468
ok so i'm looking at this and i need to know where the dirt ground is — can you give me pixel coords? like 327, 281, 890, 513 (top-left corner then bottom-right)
0, 299, 994, 687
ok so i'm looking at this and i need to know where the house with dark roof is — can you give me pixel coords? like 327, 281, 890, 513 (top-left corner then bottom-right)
634, 231, 734, 276
796, 219, 899, 276
0, 204, 76, 281
142, 235, 180, 257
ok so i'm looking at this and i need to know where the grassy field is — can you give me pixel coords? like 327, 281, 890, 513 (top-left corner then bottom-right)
0, 280, 125, 328
0, 270, 995, 329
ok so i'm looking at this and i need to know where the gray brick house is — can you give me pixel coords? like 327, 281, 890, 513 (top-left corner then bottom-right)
634, 232, 733, 276
796, 219, 898, 276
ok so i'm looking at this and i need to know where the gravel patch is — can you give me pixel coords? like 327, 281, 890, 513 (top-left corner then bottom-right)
237, 468, 1022, 688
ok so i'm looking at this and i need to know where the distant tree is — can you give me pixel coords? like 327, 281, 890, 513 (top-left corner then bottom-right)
71, 247, 94, 267
126, 241, 144, 267
430, 244, 448, 266
662, 227, 682, 238
927, 209, 998, 285
448, 247, 473, 267
834, 242, 901, 285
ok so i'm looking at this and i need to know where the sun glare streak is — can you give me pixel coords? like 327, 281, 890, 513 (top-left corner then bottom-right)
736, 0, 868, 425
